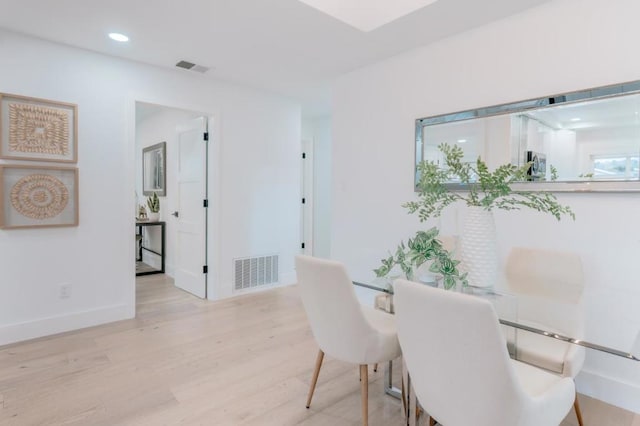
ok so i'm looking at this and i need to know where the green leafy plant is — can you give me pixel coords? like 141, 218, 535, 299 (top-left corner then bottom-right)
404, 143, 575, 222
374, 227, 467, 290
375, 144, 575, 288
146, 192, 160, 213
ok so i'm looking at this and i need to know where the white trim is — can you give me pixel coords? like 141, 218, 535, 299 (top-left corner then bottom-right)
509, 180, 640, 192
279, 271, 297, 286
301, 138, 314, 255
231, 281, 294, 297
0, 303, 134, 346
576, 369, 640, 414
207, 113, 222, 300
125, 98, 138, 311
230, 271, 297, 297
165, 263, 175, 278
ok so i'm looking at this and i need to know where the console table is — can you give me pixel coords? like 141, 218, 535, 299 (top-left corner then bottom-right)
136, 221, 165, 276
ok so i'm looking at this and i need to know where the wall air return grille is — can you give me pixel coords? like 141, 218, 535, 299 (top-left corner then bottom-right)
234, 255, 279, 290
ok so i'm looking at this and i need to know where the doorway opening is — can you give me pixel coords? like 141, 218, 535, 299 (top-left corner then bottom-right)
134, 101, 211, 304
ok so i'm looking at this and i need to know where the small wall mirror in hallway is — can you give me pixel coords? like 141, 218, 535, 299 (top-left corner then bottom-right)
142, 141, 166, 196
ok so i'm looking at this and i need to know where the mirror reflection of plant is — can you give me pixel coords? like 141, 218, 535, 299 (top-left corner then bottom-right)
404, 143, 575, 222
539, 164, 559, 182
374, 227, 467, 290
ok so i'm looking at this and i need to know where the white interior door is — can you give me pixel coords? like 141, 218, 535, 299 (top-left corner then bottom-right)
175, 117, 208, 298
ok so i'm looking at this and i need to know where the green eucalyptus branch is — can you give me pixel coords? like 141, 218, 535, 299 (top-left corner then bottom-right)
376, 144, 574, 291
409, 143, 574, 222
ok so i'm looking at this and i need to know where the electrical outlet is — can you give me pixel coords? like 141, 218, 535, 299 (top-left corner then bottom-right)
59, 284, 71, 299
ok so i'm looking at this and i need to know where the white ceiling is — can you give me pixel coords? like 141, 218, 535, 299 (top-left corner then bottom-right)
296, 0, 440, 32
0, 0, 552, 117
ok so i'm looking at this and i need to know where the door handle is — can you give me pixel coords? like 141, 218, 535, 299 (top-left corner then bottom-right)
172, 211, 179, 218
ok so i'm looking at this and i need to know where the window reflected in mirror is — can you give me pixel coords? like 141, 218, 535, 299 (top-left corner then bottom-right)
416, 81, 640, 191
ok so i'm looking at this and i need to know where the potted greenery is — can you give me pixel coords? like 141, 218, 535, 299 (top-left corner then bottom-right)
377, 143, 574, 288
406, 143, 574, 221
146, 192, 160, 221
374, 227, 467, 290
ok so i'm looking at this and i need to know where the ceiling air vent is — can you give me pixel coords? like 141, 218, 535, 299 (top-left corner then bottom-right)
175, 60, 210, 73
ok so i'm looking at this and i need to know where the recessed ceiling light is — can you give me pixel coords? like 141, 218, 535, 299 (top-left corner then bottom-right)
570, 117, 581, 122
457, 139, 467, 143
297, 0, 439, 32
108, 33, 129, 42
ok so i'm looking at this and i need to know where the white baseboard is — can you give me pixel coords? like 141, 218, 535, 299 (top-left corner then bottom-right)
165, 263, 174, 278
216, 271, 297, 300
142, 252, 162, 270
279, 271, 297, 286
0, 303, 134, 347
576, 369, 640, 414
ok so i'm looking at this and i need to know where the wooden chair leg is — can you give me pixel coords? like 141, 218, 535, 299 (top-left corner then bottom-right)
360, 364, 368, 426
306, 350, 324, 409
373, 363, 378, 372
401, 376, 406, 414
574, 392, 584, 426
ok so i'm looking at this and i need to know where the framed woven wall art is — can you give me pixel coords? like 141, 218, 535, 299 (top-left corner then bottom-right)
0, 165, 79, 229
0, 93, 78, 163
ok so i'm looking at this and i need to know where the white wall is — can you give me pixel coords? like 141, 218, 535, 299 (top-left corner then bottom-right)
332, 0, 640, 412
548, 130, 577, 179
213, 90, 301, 298
0, 29, 301, 345
302, 116, 332, 258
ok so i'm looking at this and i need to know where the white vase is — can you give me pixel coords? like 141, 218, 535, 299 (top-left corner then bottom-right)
459, 206, 497, 288
148, 212, 160, 222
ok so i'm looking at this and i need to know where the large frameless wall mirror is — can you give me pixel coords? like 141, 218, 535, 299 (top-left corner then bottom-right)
415, 80, 640, 192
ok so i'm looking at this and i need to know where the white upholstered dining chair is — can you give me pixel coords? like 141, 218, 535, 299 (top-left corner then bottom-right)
394, 279, 575, 426
295, 255, 401, 426
505, 247, 585, 425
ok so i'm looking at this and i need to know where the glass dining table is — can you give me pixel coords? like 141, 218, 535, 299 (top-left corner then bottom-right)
353, 279, 640, 402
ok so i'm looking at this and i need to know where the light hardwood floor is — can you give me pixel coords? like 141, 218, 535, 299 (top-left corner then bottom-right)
0, 275, 637, 425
